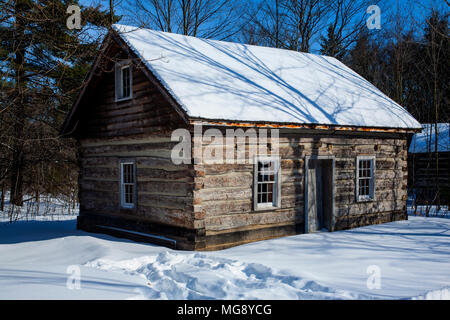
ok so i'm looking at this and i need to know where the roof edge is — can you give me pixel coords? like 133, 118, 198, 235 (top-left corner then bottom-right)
190, 118, 422, 133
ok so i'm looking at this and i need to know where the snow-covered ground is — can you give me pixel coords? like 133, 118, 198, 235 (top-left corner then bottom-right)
0, 193, 78, 223
0, 214, 449, 300
407, 205, 449, 218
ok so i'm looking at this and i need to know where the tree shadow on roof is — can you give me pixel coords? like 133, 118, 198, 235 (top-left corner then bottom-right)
122, 29, 416, 128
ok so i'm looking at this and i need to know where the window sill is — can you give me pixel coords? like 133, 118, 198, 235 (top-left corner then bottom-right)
356, 198, 375, 203
115, 96, 132, 103
120, 205, 135, 210
253, 204, 281, 212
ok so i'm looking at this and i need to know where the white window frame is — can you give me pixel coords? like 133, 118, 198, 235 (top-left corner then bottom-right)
115, 60, 132, 101
355, 155, 376, 202
253, 156, 281, 210
120, 160, 136, 209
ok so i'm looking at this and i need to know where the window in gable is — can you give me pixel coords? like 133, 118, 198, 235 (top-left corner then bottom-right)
115, 60, 132, 101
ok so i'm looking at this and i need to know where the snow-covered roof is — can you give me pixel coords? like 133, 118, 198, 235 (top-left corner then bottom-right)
409, 123, 450, 153
113, 24, 421, 129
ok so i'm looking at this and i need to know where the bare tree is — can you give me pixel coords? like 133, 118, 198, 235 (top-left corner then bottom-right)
321, 0, 378, 57
240, 0, 288, 48
242, 0, 330, 52
243, 0, 377, 54
129, 0, 247, 39
283, 0, 330, 52
423, 11, 449, 210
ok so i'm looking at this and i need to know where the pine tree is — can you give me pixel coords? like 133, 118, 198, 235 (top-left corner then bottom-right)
320, 24, 346, 60
0, 0, 117, 206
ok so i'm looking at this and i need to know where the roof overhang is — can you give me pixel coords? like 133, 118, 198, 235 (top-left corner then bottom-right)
190, 118, 422, 134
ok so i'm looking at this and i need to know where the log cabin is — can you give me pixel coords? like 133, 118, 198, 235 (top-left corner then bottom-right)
60, 25, 422, 250
408, 123, 450, 206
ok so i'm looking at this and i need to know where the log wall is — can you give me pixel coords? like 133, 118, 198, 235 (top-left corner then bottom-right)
75, 57, 197, 249
192, 127, 409, 249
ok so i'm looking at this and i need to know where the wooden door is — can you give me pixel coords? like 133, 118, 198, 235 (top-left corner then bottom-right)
307, 159, 333, 232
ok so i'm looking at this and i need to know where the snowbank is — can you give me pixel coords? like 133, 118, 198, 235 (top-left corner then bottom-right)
0, 216, 449, 300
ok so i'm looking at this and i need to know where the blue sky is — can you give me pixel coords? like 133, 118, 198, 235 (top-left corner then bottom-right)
78, 0, 449, 49
80, 0, 447, 26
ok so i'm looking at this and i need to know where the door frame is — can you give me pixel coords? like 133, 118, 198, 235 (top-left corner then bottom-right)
304, 155, 335, 233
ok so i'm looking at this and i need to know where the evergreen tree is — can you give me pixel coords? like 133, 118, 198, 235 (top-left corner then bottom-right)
320, 24, 346, 60
0, 0, 118, 206
345, 30, 386, 91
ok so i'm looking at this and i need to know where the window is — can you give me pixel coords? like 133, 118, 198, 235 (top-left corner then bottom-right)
120, 161, 136, 208
356, 156, 375, 201
254, 157, 281, 210
115, 60, 132, 101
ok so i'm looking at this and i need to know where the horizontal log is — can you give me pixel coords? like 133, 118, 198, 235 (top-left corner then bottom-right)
281, 182, 304, 194
80, 125, 173, 139
136, 205, 193, 228
202, 163, 253, 175
87, 113, 179, 132
335, 171, 354, 180
137, 167, 194, 182
79, 200, 117, 213
376, 159, 396, 170
205, 209, 301, 231
199, 187, 252, 202
203, 172, 253, 189
202, 199, 252, 216
376, 178, 404, 189
335, 189, 406, 203
82, 148, 173, 159
94, 95, 154, 116
138, 181, 191, 196
80, 135, 173, 147
281, 172, 303, 182
83, 167, 118, 179
281, 196, 304, 208
80, 156, 118, 168
281, 159, 304, 170
79, 189, 118, 199
139, 193, 192, 210
335, 199, 405, 216
79, 180, 119, 192
137, 157, 191, 171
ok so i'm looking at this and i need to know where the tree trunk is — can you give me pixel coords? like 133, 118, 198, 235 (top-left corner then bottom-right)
10, 149, 24, 206
0, 182, 5, 211
110, 0, 114, 26
9, 0, 28, 206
